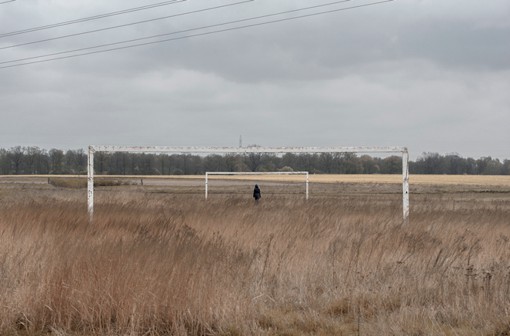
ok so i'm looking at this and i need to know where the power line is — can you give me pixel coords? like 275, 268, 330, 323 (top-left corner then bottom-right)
0, 0, 185, 39
0, 0, 16, 5
0, 0, 352, 64
0, 0, 254, 50
1, 0, 391, 68
0, 0, 394, 70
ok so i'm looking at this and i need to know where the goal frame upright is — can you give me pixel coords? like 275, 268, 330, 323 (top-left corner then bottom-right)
87, 146, 410, 223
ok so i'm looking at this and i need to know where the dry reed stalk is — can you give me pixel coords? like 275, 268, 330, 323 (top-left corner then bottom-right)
0, 187, 509, 335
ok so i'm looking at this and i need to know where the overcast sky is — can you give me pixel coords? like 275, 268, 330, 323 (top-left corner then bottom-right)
0, 0, 509, 159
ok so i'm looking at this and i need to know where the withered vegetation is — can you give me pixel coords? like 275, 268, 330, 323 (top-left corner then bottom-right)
1, 182, 510, 335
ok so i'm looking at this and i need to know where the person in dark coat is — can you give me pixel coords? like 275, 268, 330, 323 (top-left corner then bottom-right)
253, 184, 261, 202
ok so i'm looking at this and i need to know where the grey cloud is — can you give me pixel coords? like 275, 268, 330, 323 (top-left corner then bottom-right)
0, 0, 509, 159
397, 21, 510, 71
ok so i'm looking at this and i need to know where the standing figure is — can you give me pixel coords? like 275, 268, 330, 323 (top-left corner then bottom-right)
253, 184, 261, 202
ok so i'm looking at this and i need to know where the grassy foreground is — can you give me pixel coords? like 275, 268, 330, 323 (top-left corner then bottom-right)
1, 190, 510, 335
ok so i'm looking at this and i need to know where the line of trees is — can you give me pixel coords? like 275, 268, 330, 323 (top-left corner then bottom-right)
0, 147, 509, 175
411, 152, 510, 175
0, 147, 86, 175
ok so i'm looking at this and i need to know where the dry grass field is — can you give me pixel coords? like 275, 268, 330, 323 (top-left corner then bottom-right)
1, 175, 510, 335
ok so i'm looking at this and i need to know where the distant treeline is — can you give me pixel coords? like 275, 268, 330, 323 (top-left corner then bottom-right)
0, 147, 509, 175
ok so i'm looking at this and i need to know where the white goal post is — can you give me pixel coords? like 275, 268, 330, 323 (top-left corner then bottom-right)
87, 146, 409, 223
205, 171, 309, 200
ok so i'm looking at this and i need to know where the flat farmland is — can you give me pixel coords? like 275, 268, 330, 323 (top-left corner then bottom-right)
1, 175, 510, 335
3, 173, 510, 185
2, 174, 510, 201
2, 174, 510, 191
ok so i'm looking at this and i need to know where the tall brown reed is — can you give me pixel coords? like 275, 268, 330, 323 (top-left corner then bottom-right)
1, 190, 510, 335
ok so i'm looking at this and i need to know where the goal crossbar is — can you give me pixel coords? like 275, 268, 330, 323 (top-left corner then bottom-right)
87, 145, 409, 223
205, 171, 309, 200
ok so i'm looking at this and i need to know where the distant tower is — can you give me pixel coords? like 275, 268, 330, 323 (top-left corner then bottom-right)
239, 135, 243, 148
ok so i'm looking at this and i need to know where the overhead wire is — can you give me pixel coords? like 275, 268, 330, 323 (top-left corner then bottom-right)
0, 0, 254, 50
0, 0, 185, 38
0, 0, 353, 64
0, 0, 394, 69
0, 0, 16, 4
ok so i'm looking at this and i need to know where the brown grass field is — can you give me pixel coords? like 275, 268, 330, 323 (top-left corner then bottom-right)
1, 175, 510, 335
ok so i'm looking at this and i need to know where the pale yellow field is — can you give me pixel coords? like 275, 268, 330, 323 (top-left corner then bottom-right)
311, 174, 510, 186
207, 174, 510, 185
2, 174, 510, 186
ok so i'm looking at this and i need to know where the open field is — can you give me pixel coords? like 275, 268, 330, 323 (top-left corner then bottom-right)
2, 174, 510, 200
2, 174, 510, 198
1, 178, 510, 335
2, 174, 510, 186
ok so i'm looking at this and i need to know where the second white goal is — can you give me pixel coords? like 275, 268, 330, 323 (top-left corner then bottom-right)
205, 171, 309, 200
